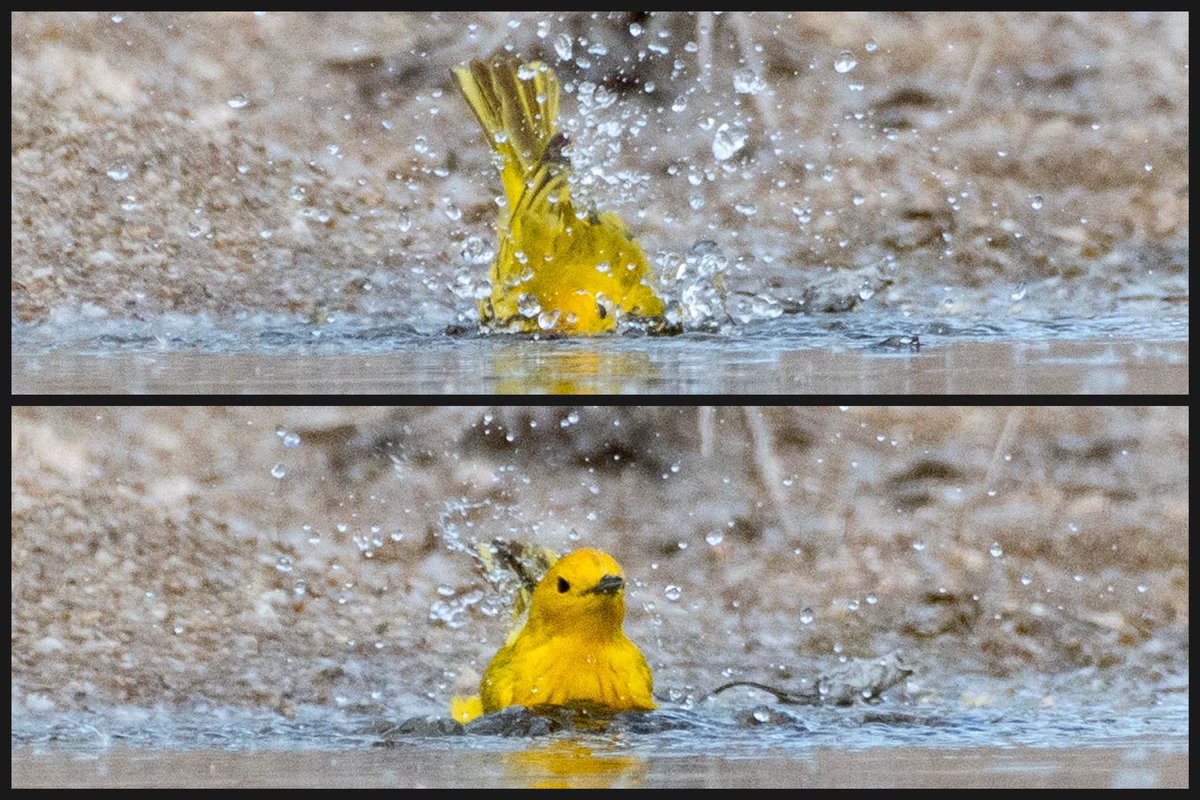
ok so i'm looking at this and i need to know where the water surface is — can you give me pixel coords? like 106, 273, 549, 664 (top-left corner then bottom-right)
11, 310, 1188, 394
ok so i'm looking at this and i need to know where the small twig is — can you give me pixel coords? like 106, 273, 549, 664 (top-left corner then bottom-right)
745, 407, 798, 539
697, 11, 715, 92
729, 12, 779, 130
959, 24, 996, 118
983, 409, 1022, 493
711, 680, 806, 704
699, 406, 714, 458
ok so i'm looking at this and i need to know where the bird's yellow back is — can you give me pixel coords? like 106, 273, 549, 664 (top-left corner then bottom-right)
451, 56, 665, 334
451, 547, 655, 723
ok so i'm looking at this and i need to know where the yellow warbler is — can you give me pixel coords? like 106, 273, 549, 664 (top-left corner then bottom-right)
451, 548, 655, 723
451, 55, 665, 334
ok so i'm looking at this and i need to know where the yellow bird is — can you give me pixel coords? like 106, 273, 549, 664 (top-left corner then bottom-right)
451, 55, 666, 334
451, 548, 656, 723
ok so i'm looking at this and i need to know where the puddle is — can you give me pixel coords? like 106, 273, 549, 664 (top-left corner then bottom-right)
10, 697, 1189, 788
10, 309, 1189, 394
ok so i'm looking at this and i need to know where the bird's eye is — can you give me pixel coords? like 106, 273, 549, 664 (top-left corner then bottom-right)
557, 577, 570, 593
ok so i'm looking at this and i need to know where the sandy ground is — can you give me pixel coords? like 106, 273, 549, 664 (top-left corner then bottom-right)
10, 406, 1189, 720
10, 12, 1189, 329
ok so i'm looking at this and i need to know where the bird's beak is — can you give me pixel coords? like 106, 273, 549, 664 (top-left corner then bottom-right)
585, 574, 625, 596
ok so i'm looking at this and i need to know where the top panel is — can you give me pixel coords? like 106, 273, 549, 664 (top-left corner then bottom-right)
11, 12, 1187, 395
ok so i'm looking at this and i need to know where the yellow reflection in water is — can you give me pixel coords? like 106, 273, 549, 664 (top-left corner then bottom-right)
502, 739, 646, 789
491, 346, 660, 394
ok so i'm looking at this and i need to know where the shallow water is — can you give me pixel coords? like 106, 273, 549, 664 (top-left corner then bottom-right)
10, 310, 1189, 394
10, 696, 1189, 788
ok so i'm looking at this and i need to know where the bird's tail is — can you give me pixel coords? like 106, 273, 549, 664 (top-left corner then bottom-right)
451, 55, 561, 207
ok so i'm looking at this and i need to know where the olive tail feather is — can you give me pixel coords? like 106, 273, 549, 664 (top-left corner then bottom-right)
450, 55, 560, 179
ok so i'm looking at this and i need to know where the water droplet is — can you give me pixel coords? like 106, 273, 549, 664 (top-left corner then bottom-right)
865, 593, 877, 605
106, 163, 131, 182
864, 39, 878, 53
1136, 584, 1148, 594
1030, 195, 1044, 210
275, 426, 301, 447
629, 21, 644, 37
705, 531, 725, 546
912, 541, 925, 551
848, 599, 860, 612
732, 68, 766, 95
712, 121, 748, 161
750, 294, 782, 320
752, 708, 771, 722
671, 94, 688, 112
554, 33, 574, 61
989, 542, 1003, 558
414, 135, 429, 154
227, 94, 250, 109
275, 556, 294, 573
834, 50, 858, 73
1143, 162, 1153, 172
800, 607, 815, 624
537, 309, 562, 330
665, 585, 682, 601
460, 235, 494, 265
271, 463, 287, 479
517, 293, 542, 318
1020, 575, 1032, 586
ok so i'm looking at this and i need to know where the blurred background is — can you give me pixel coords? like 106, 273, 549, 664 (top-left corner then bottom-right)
11, 12, 1188, 335
11, 406, 1188, 719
